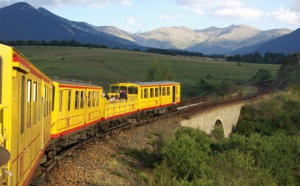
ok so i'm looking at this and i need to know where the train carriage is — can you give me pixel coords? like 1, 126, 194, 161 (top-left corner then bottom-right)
0, 44, 52, 186
50, 79, 103, 150
109, 81, 180, 117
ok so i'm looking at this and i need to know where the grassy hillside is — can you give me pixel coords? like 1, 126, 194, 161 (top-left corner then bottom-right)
273, 53, 300, 89
16, 46, 280, 98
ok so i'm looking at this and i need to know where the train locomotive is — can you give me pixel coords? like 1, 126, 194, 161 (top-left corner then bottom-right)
0, 43, 180, 186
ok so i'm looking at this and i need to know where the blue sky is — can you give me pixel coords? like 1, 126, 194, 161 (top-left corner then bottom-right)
1, 0, 300, 33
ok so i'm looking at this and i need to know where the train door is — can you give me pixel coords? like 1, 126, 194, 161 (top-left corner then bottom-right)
172, 86, 176, 103
62, 89, 72, 130
12, 69, 26, 185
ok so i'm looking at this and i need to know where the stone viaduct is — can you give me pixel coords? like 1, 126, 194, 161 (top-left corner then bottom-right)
179, 96, 245, 138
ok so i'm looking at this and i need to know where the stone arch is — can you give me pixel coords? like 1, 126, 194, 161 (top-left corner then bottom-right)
211, 119, 224, 139
214, 119, 223, 127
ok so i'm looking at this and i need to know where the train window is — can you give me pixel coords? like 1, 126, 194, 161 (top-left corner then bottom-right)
111, 86, 119, 93
144, 89, 148, 98
120, 86, 126, 92
33, 82, 37, 101
38, 83, 41, 121
167, 87, 170, 96
0, 57, 2, 104
68, 90, 71, 111
162, 87, 166, 96
59, 90, 62, 112
150, 88, 154, 98
92, 91, 96, 107
33, 82, 37, 124
80, 91, 85, 109
75, 91, 79, 109
141, 89, 143, 99
97, 91, 100, 106
94, 91, 96, 106
46, 87, 50, 116
46, 87, 49, 115
27, 80, 32, 128
128, 86, 137, 94
88, 91, 91, 107
52, 86, 55, 112
44, 86, 47, 116
155, 88, 159, 97
49, 87, 51, 115
90, 91, 93, 107
21, 76, 25, 134
27, 80, 32, 102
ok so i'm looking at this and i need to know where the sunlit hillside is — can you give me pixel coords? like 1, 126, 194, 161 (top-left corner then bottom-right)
17, 46, 281, 98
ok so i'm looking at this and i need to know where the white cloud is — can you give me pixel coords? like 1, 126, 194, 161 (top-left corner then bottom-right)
220, 0, 243, 8
176, 0, 243, 8
268, 8, 300, 24
121, 0, 132, 6
193, 9, 205, 15
158, 15, 172, 20
125, 17, 135, 25
291, 0, 300, 12
214, 8, 263, 20
176, 0, 300, 28
158, 14, 183, 20
0, 0, 133, 8
176, 0, 220, 7
176, 0, 263, 21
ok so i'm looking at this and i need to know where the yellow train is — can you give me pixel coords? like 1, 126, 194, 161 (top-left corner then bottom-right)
0, 43, 180, 186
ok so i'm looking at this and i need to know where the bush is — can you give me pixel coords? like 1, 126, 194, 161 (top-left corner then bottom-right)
161, 128, 214, 181
251, 68, 272, 82
151, 90, 300, 185
236, 91, 300, 136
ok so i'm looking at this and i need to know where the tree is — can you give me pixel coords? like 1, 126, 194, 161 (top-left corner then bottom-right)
145, 61, 174, 81
145, 61, 161, 81
161, 62, 174, 80
251, 68, 272, 82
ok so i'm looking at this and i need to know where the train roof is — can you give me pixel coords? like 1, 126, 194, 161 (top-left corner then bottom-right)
53, 79, 102, 88
134, 81, 180, 86
111, 81, 180, 87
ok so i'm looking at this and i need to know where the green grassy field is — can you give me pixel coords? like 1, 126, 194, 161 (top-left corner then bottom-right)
16, 46, 281, 98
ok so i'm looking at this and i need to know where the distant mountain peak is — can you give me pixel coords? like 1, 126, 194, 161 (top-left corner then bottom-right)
0, 2, 139, 48
8, 2, 34, 9
37, 7, 53, 15
0, 2, 297, 54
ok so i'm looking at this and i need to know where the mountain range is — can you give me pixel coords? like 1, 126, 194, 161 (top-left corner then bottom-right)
0, 2, 299, 55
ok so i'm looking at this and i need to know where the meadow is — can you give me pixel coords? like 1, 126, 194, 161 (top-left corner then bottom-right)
17, 46, 280, 98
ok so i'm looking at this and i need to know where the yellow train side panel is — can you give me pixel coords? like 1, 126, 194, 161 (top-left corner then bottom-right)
104, 99, 137, 120
0, 44, 14, 186
51, 80, 103, 138
138, 85, 160, 111
0, 44, 52, 186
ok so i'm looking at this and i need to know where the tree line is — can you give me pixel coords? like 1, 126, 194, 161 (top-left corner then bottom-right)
0, 39, 109, 48
1, 39, 289, 64
146, 48, 206, 57
0, 39, 211, 58
226, 52, 288, 64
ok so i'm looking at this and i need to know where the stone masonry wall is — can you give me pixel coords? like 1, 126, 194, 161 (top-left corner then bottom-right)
180, 102, 244, 138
